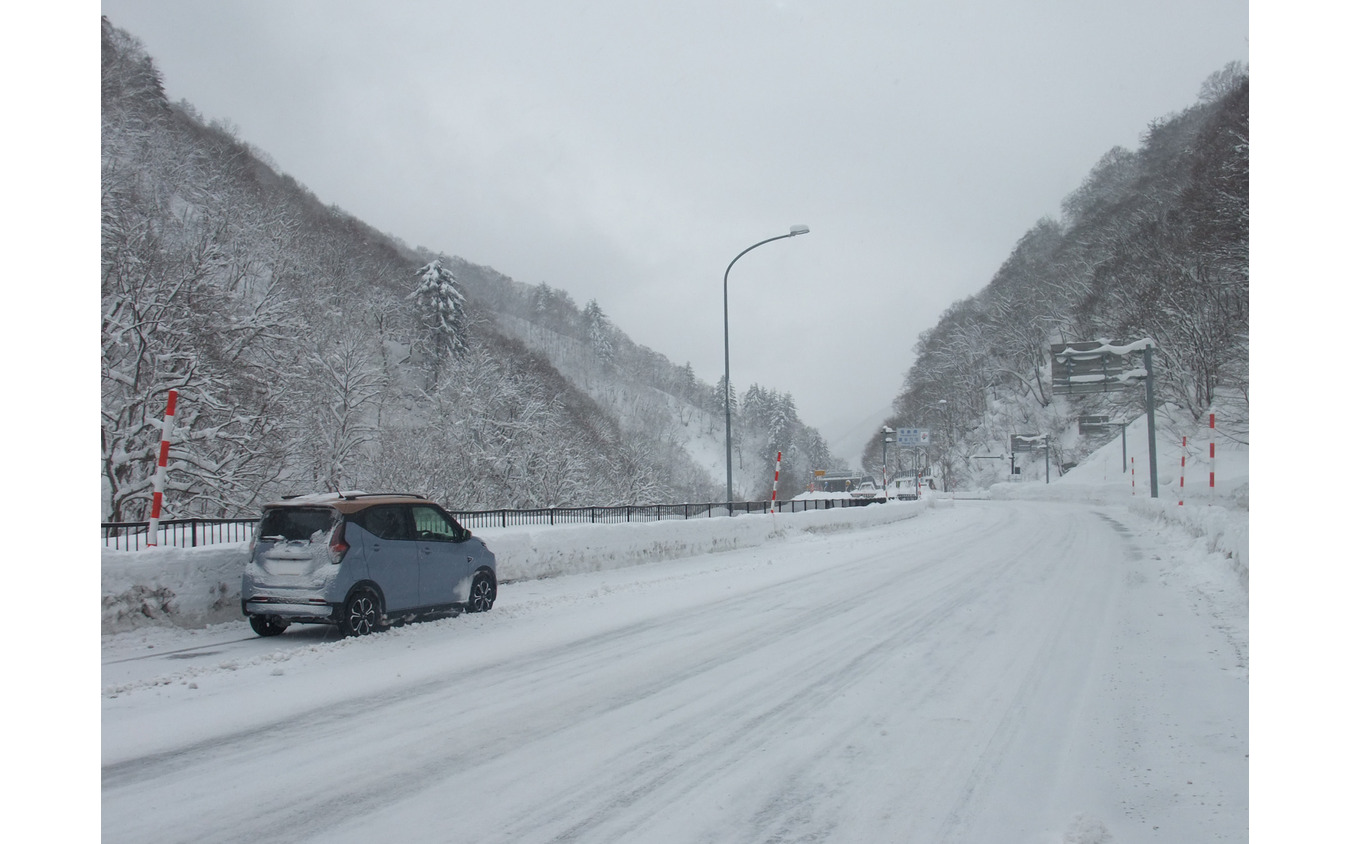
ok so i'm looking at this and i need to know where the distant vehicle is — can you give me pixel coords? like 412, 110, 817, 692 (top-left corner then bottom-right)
849, 480, 882, 500
815, 470, 877, 494
241, 492, 497, 637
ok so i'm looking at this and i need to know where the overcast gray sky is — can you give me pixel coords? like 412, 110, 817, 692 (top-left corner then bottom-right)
98, 0, 1248, 460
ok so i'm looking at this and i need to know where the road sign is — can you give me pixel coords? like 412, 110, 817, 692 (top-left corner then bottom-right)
1048, 337, 1160, 498
893, 428, 930, 446
1010, 433, 1045, 453
1077, 414, 1121, 434
1051, 340, 1153, 395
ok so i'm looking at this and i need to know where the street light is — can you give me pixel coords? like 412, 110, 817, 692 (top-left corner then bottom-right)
937, 399, 950, 492
881, 426, 895, 500
723, 225, 810, 505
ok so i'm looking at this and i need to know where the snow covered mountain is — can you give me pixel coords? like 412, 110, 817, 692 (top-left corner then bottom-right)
100, 18, 837, 519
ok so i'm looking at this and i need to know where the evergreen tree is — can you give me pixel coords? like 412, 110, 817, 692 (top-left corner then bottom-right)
409, 257, 468, 385
583, 299, 615, 370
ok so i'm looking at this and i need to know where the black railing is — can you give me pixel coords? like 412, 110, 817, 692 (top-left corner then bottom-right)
101, 518, 259, 551
102, 496, 879, 550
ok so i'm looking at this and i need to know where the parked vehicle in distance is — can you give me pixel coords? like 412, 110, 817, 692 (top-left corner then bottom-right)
241, 492, 497, 637
848, 480, 882, 500
814, 470, 875, 494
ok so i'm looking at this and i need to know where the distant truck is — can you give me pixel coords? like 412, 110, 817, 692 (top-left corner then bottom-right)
815, 470, 876, 495
811, 470, 922, 503
812, 471, 891, 503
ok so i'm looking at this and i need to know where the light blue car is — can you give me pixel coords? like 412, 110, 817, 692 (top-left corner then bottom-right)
241, 492, 497, 637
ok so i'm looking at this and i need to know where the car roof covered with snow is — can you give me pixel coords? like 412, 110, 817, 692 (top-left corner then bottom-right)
262, 492, 434, 514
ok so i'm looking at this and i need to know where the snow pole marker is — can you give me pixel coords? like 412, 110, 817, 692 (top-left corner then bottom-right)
1215, 413, 1225, 499
1178, 435, 1187, 506
147, 389, 178, 547
1130, 457, 1135, 496
770, 451, 782, 512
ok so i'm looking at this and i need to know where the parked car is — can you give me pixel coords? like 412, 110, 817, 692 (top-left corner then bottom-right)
848, 480, 882, 501
241, 492, 497, 637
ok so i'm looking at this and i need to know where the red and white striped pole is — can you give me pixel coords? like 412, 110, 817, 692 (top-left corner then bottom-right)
1215, 410, 1225, 496
146, 390, 178, 547
770, 451, 782, 511
1130, 456, 1136, 496
1178, 435, 1187, 506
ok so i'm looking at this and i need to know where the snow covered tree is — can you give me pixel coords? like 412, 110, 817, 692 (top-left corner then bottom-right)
292, 337, 384, 491
583, 299, 616, 370
101, 25, 302, 518
409, 258, 468, 386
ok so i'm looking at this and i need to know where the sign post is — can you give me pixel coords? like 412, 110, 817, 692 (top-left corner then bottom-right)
1011, 434, 1050, 484
1144, 345, 1159, 498
1078, 414, 1129, 473
973, 454, 1010, 481
890, 429, 929, 495
892, 428, 930, 447
1052, 339, 1158, 498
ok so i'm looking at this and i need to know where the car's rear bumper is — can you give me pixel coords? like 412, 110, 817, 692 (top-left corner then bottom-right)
243, 596, 337, 621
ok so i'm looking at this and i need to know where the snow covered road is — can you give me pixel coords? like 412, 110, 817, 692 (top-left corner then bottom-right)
101, 500, 1247, 842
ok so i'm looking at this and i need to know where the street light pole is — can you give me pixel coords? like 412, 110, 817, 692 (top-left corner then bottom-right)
881, 426, 894, 500
723, 225, 809, 506
937, 399, 951, 492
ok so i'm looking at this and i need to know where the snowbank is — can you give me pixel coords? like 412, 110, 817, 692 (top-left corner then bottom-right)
101, 497, 934, 634
990, 408, 1250, 589
1127, 498, 1250, 590
101, 543, 248, 631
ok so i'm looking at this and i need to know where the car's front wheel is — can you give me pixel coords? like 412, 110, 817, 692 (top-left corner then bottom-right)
249, 614, 289, 637
466, 571, 496, 613
339, 589, 383, 637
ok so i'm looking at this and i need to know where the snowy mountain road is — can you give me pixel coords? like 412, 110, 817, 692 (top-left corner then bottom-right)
101, 500, 1247, 842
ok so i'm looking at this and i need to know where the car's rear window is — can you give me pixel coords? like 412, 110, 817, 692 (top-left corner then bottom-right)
258, 507, 338, 542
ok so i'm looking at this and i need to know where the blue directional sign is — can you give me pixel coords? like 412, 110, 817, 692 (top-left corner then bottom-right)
893, 428, 930, 446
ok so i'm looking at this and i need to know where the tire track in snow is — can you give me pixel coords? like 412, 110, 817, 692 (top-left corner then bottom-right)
104, 503, 1061, 844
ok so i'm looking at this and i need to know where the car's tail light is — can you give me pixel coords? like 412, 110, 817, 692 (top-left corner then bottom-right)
329, 522, 349, 563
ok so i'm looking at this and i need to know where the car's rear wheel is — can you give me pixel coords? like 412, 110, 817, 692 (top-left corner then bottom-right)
466, 571, 496, 613
339, 589, 383, 637
249, 614, 289, 637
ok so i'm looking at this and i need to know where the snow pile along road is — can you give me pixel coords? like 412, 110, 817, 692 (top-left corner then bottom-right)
102, 496, 934, 634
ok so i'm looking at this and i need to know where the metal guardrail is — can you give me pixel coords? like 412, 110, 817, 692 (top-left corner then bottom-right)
101, 518, 258, 551
102, 496, 879, 550
446, 497, 869, 530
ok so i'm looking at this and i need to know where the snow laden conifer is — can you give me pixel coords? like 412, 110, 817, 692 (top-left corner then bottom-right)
583, 299, 615, 370
409, 258, 469, 386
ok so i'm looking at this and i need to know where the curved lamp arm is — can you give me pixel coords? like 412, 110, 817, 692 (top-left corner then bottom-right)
723, 225, 810, 504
